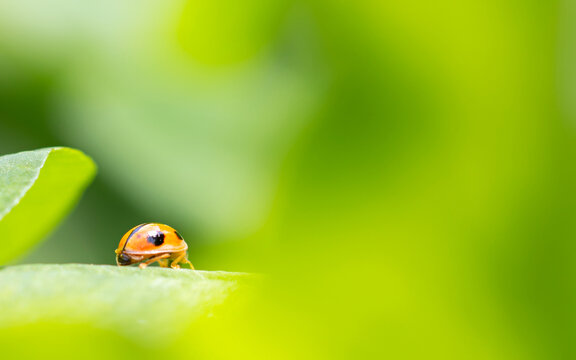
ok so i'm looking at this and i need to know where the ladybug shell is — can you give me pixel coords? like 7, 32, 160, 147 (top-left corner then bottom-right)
117, 223, 187, 255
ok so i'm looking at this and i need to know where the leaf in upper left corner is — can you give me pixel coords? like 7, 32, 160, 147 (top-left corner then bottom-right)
0, 147, 96, 265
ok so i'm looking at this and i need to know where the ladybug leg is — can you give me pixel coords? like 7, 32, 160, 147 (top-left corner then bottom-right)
170, 253, 184, 269
170, 252, 193, 269
138, 253, 170, 269
182, 258, 195, 270
157, 259, 169, 268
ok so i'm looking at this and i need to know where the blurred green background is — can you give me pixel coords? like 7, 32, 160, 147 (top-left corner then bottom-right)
1, 0, 576, 358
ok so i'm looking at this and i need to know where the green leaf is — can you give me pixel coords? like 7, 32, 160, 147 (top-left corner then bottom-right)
0, 264, 253, 346
0, 147, 96, 264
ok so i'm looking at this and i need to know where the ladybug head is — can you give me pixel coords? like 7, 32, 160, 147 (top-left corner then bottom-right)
116, 252, 133, 266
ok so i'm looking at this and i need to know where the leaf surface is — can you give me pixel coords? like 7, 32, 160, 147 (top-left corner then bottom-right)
0, 264, 252, 344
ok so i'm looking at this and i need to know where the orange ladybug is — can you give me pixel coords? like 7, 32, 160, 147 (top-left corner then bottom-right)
115, 223, 194, 269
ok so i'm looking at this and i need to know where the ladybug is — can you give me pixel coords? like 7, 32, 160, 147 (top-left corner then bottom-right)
115, 223, 194, 269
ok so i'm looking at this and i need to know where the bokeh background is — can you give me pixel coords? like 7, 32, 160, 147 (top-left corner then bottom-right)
1, 0, 576, 358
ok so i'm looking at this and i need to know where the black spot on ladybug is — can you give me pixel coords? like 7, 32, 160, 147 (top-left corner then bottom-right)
147, 231, 165, 246
175, 231, 183, 240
